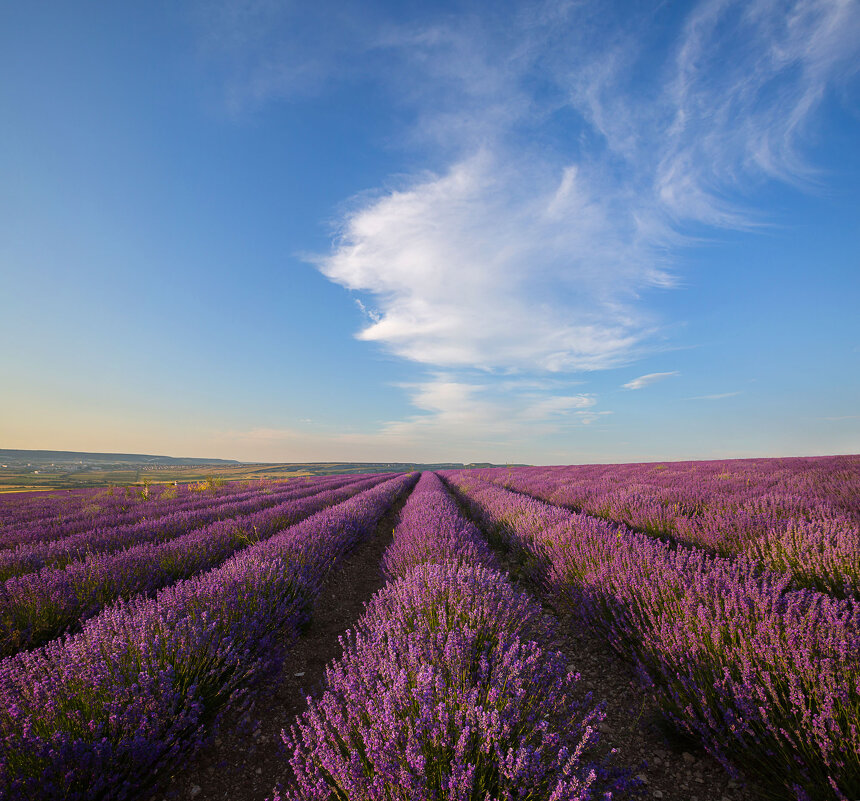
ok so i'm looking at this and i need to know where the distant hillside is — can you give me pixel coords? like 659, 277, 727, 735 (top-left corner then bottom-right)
0, 449, 240, 467
0, 451, 523, 471
0, 451, 527, 492
249, 461, 514, 473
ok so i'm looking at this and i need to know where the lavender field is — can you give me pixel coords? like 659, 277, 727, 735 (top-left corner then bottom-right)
0, 456, 857, 800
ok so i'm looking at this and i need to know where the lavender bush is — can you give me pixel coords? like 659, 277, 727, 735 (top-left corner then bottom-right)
0, 473, 389, 657
284, 620, 621, 801
444, 471, 860, 801
280, 473, 636, 801
0, 478, 265, 549
470, 457, 860, 595
382, 471, 498, 580
0, 473, 367, 580
0, 473, 415, 801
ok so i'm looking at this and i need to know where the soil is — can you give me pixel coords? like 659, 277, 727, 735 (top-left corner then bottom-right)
155, 495, 406, 801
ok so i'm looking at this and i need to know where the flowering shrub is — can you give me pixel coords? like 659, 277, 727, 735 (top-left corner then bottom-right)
1, 475, 319, 551
0, 474, 416, 800
444, 471, 860, 801
382, 471, 497, 580
0, 473, 390, 656
280, 472, 636, 800
472, 457, 860, 595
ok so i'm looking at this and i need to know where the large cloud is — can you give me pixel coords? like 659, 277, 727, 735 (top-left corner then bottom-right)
306, 0, 858, 377
317, 152, 664, 372
197, 0, 858, 453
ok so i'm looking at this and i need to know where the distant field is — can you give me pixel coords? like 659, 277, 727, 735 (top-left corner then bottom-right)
0, 461, 464, 492
0, 464, 310, 492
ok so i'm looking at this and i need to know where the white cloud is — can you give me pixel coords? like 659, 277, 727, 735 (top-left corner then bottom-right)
623, 371, 680, 390
218, 377, 610, 461
388, 376, 603, 434
354, 298, 381, 323
308, 0, 858, 381
520, 394, 595, 420
339, 376, 611, 456
197, 0, 859, 449
317, 152, 660, 372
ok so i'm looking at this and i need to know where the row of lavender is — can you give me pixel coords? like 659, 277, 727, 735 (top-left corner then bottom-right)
477, 458, 860, 596
0, 473, 391, 658
0, 484, 168, 528
0, 477, 319, 550
277, 472, 636, 800
441, 470, 859, 801
0, 472, 416, 800
489, 456, 860, 523
0, 479, 267, 545
0, 472, 366, 581
0, 486, 99, 523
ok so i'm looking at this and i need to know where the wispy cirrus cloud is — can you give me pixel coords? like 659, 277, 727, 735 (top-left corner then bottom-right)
219, 375, 608, 461
197, 0, 859, 447
380, 376, 606, 436
308, 0, 858, 379
623, 371, 680, 390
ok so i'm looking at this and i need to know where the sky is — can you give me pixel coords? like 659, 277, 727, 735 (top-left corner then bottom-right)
1, 0, 858, 465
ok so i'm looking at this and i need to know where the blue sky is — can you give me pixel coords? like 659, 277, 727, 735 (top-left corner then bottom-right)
1, 0, 858, 464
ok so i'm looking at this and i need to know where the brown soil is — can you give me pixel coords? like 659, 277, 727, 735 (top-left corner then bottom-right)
154, 496, 405, 801
551, 625, 756, 801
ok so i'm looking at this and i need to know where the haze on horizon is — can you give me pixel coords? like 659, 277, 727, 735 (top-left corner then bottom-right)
2, 1, 858, 465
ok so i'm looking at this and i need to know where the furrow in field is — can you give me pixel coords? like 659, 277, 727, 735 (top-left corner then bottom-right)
162, 472, 416, 801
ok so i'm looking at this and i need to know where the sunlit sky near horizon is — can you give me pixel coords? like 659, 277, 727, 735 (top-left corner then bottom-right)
2, 0, 859, 464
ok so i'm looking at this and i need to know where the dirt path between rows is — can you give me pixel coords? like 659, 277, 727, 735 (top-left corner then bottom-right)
480, 549, 761, 801
154, 495, 406, 801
